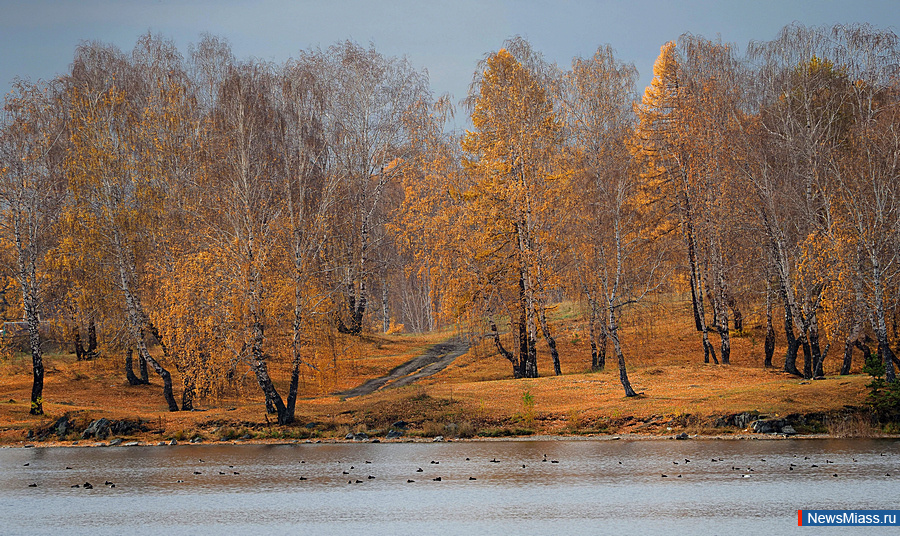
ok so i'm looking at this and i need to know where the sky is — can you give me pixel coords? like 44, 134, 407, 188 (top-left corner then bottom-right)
2, 0, 900, 130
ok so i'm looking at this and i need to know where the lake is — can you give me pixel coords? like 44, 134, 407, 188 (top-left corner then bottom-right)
1, 437, 898, 535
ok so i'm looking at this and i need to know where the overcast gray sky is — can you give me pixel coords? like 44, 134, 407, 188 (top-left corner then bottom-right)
2, 0, 899, 129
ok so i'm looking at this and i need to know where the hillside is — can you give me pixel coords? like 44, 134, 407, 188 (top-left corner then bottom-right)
0, 299, 883, 446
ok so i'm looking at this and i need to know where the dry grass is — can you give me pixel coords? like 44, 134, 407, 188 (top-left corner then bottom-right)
0, 296, 882, 444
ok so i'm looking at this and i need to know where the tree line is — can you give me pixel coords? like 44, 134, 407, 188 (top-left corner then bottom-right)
1, 23, 898, 421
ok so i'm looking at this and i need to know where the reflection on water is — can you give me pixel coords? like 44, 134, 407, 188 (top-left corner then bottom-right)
1, 438, 899, 535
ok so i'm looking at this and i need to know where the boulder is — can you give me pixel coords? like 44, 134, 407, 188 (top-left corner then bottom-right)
353, 432, 369, 441
391, 420, 409, 430
109, 419, 145, 436
108, 438, 123, 446
750, 419, 785, 434
386, 429, 403, 439
52, 417, 71, 438
82, 418, 111, 439
674, 432, 690, 440
781, 425, 798, 435
733, 412, 758, 429
432, 435, 444, 442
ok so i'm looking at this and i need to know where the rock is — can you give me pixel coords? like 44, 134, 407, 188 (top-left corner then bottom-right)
781, 425, 798, 435
190, 436, 203, 443
240, 434, 252, 440
750, 419, 785, 434
123, 441, 139, 447
386, 429, 404, 439
353, 432, 369, 441
391, 420, 409, 430
109, 419, 145, 436
304, 422, 319, 429
169, 439, 178, 445
674, 432, 690, 440
52, 416, 71, 438
432, 435, 444, 442
83, 482, 93, 489
733, 412, 758, 429
713, 417, 728, 428
108, 438, 123, 446
82, 418, 111, 440
344, 433, 356, 440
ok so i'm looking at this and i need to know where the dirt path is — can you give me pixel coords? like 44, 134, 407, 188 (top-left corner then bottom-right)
339, 336, 470, 399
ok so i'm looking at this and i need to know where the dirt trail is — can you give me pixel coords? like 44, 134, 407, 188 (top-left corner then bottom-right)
339, 336, 470, 399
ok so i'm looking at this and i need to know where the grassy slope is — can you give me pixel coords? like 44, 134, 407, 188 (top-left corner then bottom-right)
0, 298, 878, 444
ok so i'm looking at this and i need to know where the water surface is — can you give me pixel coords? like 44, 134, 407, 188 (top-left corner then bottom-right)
1, 438, 898, 535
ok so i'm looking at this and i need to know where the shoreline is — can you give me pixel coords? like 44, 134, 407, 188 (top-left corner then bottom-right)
4, 431, 897, 449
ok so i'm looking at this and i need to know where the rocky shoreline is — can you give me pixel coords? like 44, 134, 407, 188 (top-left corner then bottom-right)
4, 408, 893, 448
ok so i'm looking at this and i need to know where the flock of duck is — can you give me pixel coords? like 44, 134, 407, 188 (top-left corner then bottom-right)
20, 450, 893, 490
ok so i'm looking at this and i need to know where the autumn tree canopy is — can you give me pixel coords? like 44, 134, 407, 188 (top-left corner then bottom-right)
3, 23, 900, 420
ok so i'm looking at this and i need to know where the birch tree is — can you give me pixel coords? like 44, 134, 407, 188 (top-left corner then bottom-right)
0, 79, 67, 415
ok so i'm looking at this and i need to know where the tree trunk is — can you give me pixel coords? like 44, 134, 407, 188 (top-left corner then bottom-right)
181, 372, 195, 411
382, 277, 390, 333
872, 260, 897, 383
685, 222, 716, 365
517, 274, 538, 379
490, 318, 519, 378
764, 279, 775, 368
87, 318, 98, 358
607, 311, 637, 397
284, 359, 300, 425
115, 234, 177, 410
850, 338, 873, 375
588, 301, 606, 371
249, 320, 288, 418
283, 302, 306, 425
841, 339, 854, 376
252, 357, 286, 419
337, 285, 366, 336
729, 296, 743, 332
801, 338, 813, 379
779, 277, 803, 376
27, 316, 43, 415
74, 330, 86, 361
810, 320, 825, 378
537, 307, 561, 376
125, 347, 143, 385
139, 354, 149, 384
710, 254, 731, 365
516, 311, 528, 379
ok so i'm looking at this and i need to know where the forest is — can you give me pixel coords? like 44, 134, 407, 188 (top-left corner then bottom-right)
1, 23, 899, 429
